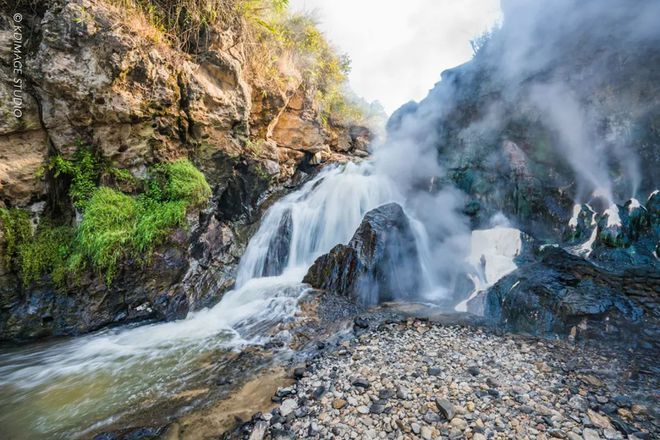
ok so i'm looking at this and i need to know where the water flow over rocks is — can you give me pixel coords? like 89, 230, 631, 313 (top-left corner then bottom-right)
236, 163, 404, 287
0, 160, 436, 438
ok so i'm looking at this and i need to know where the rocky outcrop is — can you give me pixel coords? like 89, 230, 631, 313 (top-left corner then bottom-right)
303, 203, 423, 304
468, 191, 660, 344
0, 152, 273, 340
0, 241, 189, 340
1, 0, 371, 201
473, 246, 659, 346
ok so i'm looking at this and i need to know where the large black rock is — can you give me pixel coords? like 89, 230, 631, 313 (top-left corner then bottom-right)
476, 246, 660, 345
303, 203, 423, 304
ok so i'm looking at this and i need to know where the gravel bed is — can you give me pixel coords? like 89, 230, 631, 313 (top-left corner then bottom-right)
237, 319, 658, 440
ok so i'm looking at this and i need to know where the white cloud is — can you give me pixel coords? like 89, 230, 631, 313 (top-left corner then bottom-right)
288, 0, 502, 113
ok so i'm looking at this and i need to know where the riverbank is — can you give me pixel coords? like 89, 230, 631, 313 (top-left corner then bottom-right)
227, 318, 658, 440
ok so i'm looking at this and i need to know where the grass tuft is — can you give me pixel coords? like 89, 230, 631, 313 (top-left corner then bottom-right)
160, 158, 212, 206
76, 188, 139, 283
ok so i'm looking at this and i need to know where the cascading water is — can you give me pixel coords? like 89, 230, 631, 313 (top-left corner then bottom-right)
236, 162, 404, 286
0, 161, 438, 439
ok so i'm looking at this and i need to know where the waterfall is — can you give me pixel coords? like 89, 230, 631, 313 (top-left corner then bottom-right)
236, 162, 403, 286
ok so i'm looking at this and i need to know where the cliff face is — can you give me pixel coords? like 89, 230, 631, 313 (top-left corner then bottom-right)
0, 0, 371, 341
387, 0, 660, 240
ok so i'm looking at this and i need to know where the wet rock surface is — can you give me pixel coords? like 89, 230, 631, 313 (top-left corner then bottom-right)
476, 246, 660, 347
303, 203, 423, 304
233, 319, 658, 440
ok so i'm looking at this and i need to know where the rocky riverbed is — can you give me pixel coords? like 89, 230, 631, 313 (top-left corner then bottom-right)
229, 318, 658, 440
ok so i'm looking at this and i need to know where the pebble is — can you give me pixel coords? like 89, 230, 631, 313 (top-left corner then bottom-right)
436, 398, 455, 420
279, 399, 297, 417
420, 426, 433, 440
244, 320, 656, 440
352, 378, 370, 389
332, 398, 347, 410
583, 427, 602, 440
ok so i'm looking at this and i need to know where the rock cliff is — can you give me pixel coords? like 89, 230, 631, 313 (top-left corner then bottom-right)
387, 0, 660, 240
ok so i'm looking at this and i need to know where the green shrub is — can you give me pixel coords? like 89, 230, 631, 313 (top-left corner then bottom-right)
0, 208, 32, 268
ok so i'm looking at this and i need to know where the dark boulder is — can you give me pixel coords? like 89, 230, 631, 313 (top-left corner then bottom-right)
479, 246, 659, 345
303, 203, 423, 304
260, 209, 293, 277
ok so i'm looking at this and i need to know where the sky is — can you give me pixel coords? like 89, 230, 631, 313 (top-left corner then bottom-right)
288, 0, 502, 114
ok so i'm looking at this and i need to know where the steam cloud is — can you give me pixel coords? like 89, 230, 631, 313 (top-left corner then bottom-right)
486, 0, 660, 204
368, 0, 660, 300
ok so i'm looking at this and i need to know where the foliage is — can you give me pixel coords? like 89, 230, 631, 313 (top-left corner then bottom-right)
0, 208, 32, 268
108, 167, 138, 185
7, 157, 211, 286
74, 159, 210, 283
46, 144, 100, 210
103, 0, 364, 123
108, 0, 230, 51
133, 199, 188, 253
158, 158, 212, 206
246, 9, 362, 124
76, 188, 139, 283
18, 224, 75, 287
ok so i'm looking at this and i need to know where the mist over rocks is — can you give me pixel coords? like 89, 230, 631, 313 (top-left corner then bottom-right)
384, 0, 660, 239
0, 0, 659, 437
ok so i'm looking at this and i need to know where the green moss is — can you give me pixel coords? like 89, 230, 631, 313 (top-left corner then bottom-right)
72, 159, 211, 283
134, 199, 188, 253
0, 208, 32, 268
108, 167, 138, 185
160, 159, 212, 206
47, 144, 100, 210
6, 157, 211, 286
76, 188, 139, 283
18, 224, 75, 287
